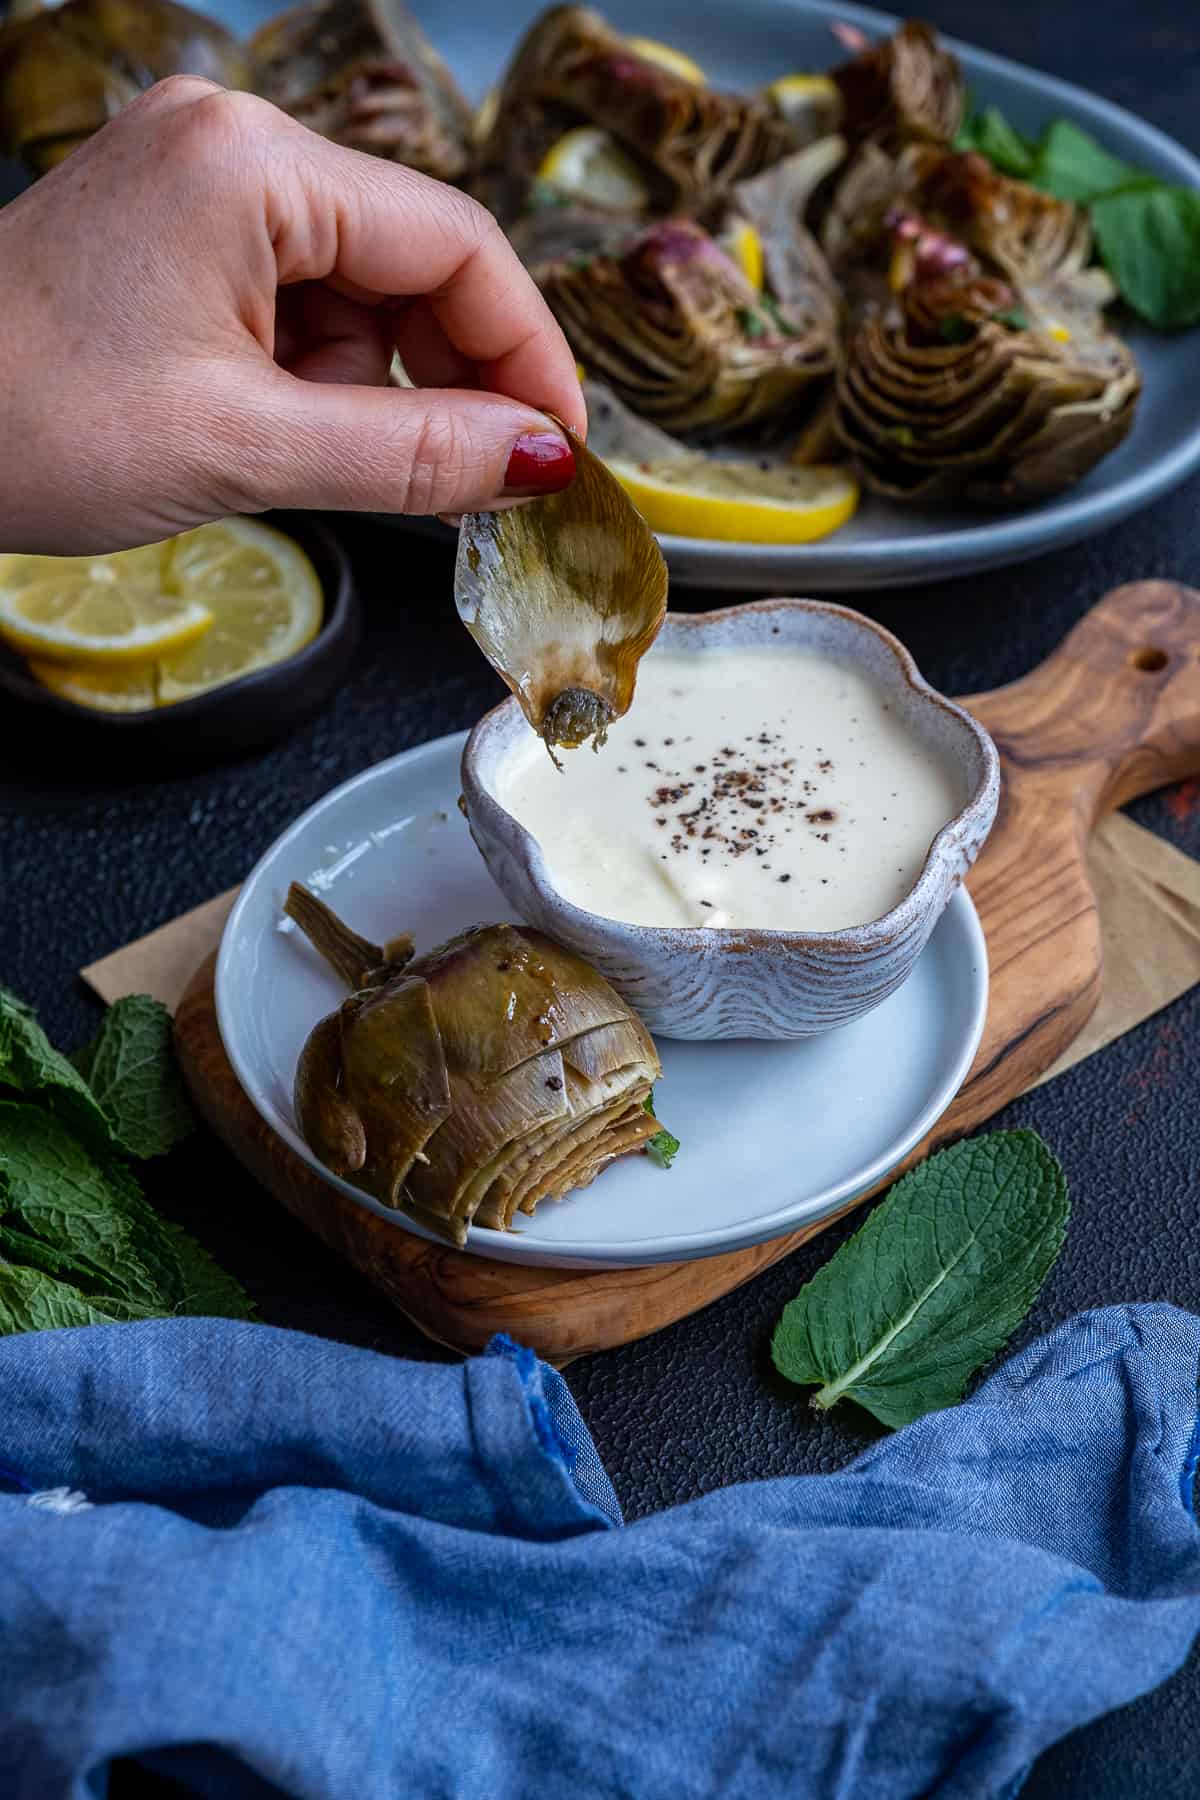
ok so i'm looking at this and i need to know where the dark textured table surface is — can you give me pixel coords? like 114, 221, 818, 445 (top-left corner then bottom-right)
3, 3, 1200, 1794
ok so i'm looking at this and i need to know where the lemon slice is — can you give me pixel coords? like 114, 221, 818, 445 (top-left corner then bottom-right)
474, 83, 499, 142
29, 661, 157, 713
721, 220, 764, 292
767, 73, 840, 134
625, 36, 705, 84
0, 543, 213, 665
606, 457, 859, 544
536, 126, 648, 211
23, 517, 323, 711
155, 516, 323, 704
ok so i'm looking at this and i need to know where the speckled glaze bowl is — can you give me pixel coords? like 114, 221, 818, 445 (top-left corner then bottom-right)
461, 600, 1000, 1040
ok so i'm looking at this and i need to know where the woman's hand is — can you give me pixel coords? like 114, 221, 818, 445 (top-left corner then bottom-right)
0, 76, 585, 553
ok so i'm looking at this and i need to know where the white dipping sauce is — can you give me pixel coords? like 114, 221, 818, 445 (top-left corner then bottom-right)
498, 646, 966, 931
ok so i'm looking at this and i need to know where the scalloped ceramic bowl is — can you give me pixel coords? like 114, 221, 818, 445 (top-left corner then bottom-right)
461, 600, 1000, 1039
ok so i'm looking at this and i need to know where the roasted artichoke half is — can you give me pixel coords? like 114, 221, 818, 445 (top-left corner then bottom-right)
836, 249, 1140, 504
286, 884, 665, 1247
248, 0, 472, 181
0, 0, 245, 174
537, 217, 835, 440
830, 17, 963, 151
473, 4, 794, 225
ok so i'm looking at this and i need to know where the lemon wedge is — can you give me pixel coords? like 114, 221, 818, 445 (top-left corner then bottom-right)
22, 517, 323, 711
625, 36, 705, 84
0, 544, 213, 664
605, 457, 859, 544
721, 220, 764, 292
536, 126, 648, 210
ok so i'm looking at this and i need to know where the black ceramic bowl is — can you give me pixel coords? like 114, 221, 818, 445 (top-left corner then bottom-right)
0, 512, 358, 763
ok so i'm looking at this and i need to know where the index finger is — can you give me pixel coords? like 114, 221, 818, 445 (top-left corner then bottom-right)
275, 130, 587, 437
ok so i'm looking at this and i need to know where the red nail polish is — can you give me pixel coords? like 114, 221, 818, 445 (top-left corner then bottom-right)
503, 431, 576, 497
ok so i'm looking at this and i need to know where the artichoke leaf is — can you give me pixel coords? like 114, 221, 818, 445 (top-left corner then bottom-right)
339, 977, 452, 1208
294, 1012, 367, 1178
456, 426, 667, 759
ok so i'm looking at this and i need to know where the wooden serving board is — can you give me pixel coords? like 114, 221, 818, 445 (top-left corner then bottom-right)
174, 580, 1200, 1363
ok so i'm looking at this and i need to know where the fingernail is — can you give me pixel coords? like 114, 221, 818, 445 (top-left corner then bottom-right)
503, 430, 576, 497
437, 513, 464, 530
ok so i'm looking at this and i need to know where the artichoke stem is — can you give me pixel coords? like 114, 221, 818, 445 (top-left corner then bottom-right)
285, 881, 392, 991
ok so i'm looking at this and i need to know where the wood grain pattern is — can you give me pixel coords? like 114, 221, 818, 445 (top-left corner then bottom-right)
174, 580, 1200, 1363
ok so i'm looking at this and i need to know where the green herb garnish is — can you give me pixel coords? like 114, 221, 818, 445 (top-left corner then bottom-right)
771, 1130, 1068, 1430
527, 180, 571, 212
992, 304, 1030, 331
760, 293, 798, 337
643, 1091, 681, 1169
886, 423, 915, 446
0, 987, 253, 1334
954, 106, 1200, 328
736, 306, 767, 339
937, 313, 973, 343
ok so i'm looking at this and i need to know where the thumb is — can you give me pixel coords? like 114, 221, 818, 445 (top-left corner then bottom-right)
222, 372, 577, 517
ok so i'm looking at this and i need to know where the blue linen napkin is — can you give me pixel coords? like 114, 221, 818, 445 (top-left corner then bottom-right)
0, 1303, 1197, 1800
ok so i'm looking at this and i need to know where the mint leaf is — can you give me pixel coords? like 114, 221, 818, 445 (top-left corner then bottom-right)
992, 304, 1030, 331
1092, 188, 1200, 329
0, 1101, 183, 1311
1030, 119, 1144, 203
736, 306, 767, 339
772, 1130, 1068, 1430
955, 104, 1035, 178
0, 987, 114, 1155
161, 1222, 256, 1321
0, 1260, 159, 1333
643, 1091, 680, 1170
73, 995, 194, 1160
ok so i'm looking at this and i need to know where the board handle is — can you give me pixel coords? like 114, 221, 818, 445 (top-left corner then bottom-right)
967, 580, 1200, 820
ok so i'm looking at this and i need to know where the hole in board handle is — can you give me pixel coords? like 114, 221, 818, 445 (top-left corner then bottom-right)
1130, 646, 1169, 673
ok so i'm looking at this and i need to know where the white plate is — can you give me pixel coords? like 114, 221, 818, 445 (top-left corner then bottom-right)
210, 0, 1200, 591
216, 732, 989, 1269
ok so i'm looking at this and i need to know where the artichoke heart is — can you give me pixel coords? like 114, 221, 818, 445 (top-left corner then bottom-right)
455, 422, 666, 759
0, 0, 246, 174
837, 264, 1140, 504
473, 4, 794, 225
830, 17, 964, 151
248, 0, 472, 181
539, 218, 835, 440
286, 884, 664, 1246
906, 147, 1095, 287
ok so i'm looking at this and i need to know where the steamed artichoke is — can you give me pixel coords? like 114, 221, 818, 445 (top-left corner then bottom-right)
286, 885, 664, 1247
473, 4, 794, 225
455, 423, 667, 758
836, 258, 1140, 503
538, 218, 834, 439
830, 17, 963, 151
248, 0, 472, 181
0, 0, 245, 174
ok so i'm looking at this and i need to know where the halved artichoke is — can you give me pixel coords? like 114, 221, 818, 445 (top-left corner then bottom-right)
473, 4, 794, 225
537, 217, 835, 439
286, 884, 664, 1247
830, 17, 963, 151
455, 423, 667, 758
0, 0, 245, 174
836, 259, 1140, 504
248, 0, 472, 181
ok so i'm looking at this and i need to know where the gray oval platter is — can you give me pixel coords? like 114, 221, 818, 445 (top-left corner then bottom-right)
214, 0, 1200, 589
